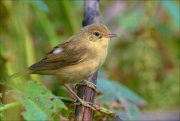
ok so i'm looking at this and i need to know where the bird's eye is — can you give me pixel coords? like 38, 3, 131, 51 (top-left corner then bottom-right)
94, 32, 100, 36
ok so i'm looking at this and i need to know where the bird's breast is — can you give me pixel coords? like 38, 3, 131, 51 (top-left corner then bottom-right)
56, 60, 99, 82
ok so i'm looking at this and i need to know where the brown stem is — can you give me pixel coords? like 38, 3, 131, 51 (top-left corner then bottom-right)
74, 0, 99, 121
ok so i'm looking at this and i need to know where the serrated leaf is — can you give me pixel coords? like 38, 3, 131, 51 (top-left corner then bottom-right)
97, 79, 145, 106
13, 81, 66, 121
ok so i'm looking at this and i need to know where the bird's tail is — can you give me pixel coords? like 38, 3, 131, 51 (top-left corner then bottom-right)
0, 69, 32, 86
10, 69, 32, 79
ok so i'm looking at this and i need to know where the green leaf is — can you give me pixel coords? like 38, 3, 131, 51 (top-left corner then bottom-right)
13, 81, 66, 121
97, 79, 143, 120
97, 79, 145, 105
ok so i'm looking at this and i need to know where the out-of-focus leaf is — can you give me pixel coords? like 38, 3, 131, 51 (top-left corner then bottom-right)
109, 101, 141, 121
116, 101, 140, 121
13, 81, 66, 121
123, 100, 141, 120
32, 0, 49, 13
97, 79, 145, 106
60, 0, 79, 34
116, 111, 129, 121
117, 9, 144, 30
32, 5, 61, 47
161, 0, 180, 31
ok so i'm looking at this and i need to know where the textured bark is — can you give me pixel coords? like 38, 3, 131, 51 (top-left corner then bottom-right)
74, 0, 100, 121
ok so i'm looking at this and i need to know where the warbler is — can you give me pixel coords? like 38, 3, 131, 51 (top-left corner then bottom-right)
12, 23, 116, 81
10, 23, 117, 109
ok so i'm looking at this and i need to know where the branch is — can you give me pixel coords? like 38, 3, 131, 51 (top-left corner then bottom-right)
74, 0, 99, 121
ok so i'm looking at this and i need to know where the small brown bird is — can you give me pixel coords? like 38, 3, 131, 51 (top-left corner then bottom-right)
11, 23, 117, 109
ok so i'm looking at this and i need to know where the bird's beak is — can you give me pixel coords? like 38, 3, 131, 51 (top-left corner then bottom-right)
108, 34, 118, 38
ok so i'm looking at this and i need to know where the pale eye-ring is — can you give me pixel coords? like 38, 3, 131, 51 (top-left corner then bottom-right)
93, 32, 100, 36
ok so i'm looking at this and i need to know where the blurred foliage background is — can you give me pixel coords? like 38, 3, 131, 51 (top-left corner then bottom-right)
0, 0, 179, 121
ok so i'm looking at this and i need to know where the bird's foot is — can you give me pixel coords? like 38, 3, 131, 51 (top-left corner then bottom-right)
74, 98, 95, 110
75, 80, 97, 92
64, 84, 95, 110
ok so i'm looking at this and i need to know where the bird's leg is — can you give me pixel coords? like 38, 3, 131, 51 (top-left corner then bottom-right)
64, 84, 95, 110
75, 80, 97, 92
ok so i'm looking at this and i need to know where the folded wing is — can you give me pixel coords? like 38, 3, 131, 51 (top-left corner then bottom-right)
29, 37, 88, 71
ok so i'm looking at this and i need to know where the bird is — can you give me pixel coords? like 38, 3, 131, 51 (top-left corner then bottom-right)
10, 23, 117, 110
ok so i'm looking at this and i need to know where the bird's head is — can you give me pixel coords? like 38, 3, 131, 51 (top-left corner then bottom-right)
80, 23, 117, 43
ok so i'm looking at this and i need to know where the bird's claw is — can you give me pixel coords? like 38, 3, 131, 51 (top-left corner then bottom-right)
75, 80, 97, 92
75, 98, 95, 110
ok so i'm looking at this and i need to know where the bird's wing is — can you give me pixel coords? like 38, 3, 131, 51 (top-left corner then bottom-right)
29, 37, 88, 70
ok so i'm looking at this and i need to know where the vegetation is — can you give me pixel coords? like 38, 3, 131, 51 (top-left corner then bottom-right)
0, 0, 179, 120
